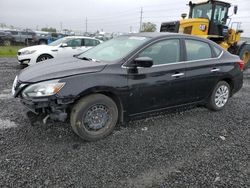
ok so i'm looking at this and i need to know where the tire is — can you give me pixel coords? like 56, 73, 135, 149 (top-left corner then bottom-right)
207, 81, 230, 111
239, 44, 250, 70
36, 54, 53, 62
70, 94, 118, 141
3, 40, 11, 46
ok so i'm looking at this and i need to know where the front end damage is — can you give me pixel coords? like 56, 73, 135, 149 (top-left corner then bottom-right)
13, 81, 73, 125
21, 96, 74, 125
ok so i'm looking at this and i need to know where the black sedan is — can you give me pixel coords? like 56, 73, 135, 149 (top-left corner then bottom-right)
12, 33, 244, 141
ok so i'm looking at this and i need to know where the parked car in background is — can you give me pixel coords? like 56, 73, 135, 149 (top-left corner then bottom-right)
12, 33, 243, 141
0, 30, 14, 46
17, 36, 102, 66
6, 29, 36, 45
47, 32, 68, 44
33, 31, 50, 45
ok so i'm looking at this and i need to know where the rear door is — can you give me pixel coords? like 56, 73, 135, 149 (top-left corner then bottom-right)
184, 39, 220, 102
126, 38, 187, 115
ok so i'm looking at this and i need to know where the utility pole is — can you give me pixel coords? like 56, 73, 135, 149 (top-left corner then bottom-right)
85, 17, 88, 33
60, 22, 62, 32
139, 7, 143, 32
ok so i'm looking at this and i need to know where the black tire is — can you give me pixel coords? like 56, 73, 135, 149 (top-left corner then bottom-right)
239, 44, 250, 70
70, 94, 118, 141
36, 54, 53, 62
207, 81, 230, 111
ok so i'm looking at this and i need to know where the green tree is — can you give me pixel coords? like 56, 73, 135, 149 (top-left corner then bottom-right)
141, 22, 157, 32
41, 27, 57, 32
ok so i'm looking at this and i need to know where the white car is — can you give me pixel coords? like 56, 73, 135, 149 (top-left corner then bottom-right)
17, 36, 102, 66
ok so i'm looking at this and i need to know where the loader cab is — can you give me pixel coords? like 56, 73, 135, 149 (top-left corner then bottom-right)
189, 0, 231, 38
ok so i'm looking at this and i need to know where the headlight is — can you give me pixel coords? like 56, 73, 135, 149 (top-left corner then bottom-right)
22, 80, 65, 98
20, 50, 36, 55
12, 76, 18, 96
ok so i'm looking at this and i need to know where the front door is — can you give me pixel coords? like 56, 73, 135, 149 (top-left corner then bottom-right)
126, 39, 187, 115
57, 38, 83, 58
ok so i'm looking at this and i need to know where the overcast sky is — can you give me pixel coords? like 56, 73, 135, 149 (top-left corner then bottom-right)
0, 0, 249, 36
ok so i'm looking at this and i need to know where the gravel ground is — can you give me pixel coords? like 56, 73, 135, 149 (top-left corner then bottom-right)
0, 58, 249, 188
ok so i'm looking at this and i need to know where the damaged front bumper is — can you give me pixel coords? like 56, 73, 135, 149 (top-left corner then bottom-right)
20, 96, 75, 124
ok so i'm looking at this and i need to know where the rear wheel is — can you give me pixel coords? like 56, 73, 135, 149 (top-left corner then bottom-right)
207, 81, 230, 111
36, 54, 53, 62
239, 44, 250, 70
70, 94, 118, 141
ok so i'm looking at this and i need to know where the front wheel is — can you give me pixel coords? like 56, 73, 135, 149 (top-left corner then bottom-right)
36, 54, 53, 63
207, 81, 230, 111
70, 94, 118, 141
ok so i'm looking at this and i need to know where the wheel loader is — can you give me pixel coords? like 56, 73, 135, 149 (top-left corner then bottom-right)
160, 0, 250, 69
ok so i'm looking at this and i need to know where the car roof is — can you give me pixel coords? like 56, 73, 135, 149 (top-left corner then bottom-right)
64, 36, 99, 40
124, 32, 224, 48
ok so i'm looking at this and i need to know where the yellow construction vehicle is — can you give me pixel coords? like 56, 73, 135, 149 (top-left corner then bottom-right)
160, 0, 250, 69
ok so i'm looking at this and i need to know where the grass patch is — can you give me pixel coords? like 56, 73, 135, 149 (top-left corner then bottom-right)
0, 46, 24, 57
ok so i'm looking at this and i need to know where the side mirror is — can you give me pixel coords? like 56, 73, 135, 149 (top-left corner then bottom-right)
132, 57, 153, 68
61, 43, 68, 47
234, 5, 238, 14
181, 13, 187, 19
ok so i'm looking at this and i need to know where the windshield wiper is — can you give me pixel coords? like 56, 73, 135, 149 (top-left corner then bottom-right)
79, 56, 92, 61
78, 56, 100, 62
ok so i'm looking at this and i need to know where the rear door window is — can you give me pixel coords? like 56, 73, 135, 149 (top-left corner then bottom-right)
83, 39, 100, 46
185, 39, 212, 61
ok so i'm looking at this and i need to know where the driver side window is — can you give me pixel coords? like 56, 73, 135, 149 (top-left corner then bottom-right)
138, 39, 180, 65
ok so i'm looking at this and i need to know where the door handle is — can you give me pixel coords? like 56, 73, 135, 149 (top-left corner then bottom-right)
171, 73, 184, 77
211, 68, 220, 72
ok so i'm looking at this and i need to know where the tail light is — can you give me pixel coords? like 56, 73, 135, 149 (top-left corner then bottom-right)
237, 60, 244, 71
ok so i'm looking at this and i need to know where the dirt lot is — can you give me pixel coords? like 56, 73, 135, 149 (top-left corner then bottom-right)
0, 58, 249, 188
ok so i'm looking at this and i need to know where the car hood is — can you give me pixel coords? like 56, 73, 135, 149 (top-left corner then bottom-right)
18, 45, 55, 52
18, 57, 107, 83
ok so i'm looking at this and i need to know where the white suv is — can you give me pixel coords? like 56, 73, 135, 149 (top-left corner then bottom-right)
17, 36, 102, 66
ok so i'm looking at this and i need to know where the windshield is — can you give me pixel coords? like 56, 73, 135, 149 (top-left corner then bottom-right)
191, 3, 212, 19
48, 37, 69, 46
77, 36, 150, 62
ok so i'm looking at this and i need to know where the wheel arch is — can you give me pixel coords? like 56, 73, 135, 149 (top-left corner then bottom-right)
221, 78, 234, 96
36, 53, 54, 62
75, 87, 124, 123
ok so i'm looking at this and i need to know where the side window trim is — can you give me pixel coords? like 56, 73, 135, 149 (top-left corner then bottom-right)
122, 37, 223, 69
